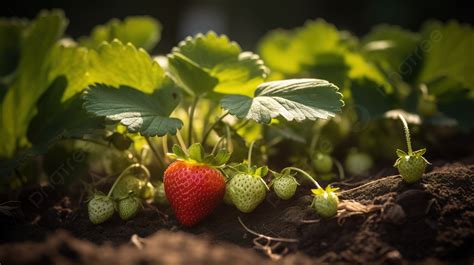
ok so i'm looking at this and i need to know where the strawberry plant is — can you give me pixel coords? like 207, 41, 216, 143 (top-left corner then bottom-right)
0, 9, 469, 229
394, 114, 430, 183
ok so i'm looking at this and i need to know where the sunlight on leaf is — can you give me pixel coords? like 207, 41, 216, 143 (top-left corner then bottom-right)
79, 16, 161, 52
0, 10, 67, 158
168, 31, 268, 97
221, 79, 344, 124
83, 79, 183, 136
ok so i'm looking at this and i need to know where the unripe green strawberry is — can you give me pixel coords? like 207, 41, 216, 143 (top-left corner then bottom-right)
273, 175, 298, 200
111, 176, 145, 199
140, 182, 155, 200
117, 195, 141, 220
311, 187, 339, 218
228, 173, 267, 213
394, 149, 430, 183
344, 150, 373, 176
312, 153, 333, 173
153, 181, 169, 206
88, 194, 115, 224
395, 114, 431, 184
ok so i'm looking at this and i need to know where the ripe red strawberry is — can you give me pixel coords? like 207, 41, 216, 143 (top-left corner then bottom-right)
164, 143, 229, 226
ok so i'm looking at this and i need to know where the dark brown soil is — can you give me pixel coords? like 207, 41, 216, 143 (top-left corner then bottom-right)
0, 163, 473, 265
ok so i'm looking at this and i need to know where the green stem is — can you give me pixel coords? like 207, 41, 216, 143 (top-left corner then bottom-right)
107, 163, 150, 197
201, 111, 229, 144
162, 135, 169, 156
283, 167, 322, 190
176, 130, 189, 156
247, 141, 256, 170
211, 137, 225, 155
234, 120, 250, 131
145, 137, 166, 168
398, 114, 413, 155
333, 158, 345, 180
188, 97, 200, 146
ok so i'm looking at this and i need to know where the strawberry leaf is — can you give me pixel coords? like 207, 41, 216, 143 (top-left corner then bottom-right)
167, 53, 218, 96
221, 78, 344, 124
27, 76, 103, 149
0, 10, 67, 158
79, 16, 161, 52
82, 79, 183, 136
168, 31, 268, 97
88, 40, 165, 94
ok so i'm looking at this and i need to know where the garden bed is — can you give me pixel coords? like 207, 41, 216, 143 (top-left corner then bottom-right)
1, 162, 472, 265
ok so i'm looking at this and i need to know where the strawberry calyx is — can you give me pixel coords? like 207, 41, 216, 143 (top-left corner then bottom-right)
269, 169, 299, 187
393, 148, 431, 167
311, 185, 339, 197
225, 163, 270, 190
167, 143, 230, 168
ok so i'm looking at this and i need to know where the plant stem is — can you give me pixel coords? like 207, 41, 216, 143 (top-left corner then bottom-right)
398, 114, 413, 155
283, 167, 322, 190
247, 141, 256, 170
211, 137, 225, 155
145, 137, 166, 168
162, 135, 169, 155
188, 97, 200, 146
234, 120, 250, 131
107, 163, 150, 197
176, 130, 189, 156
201, 111, 229, 144
333, 158, 345, 180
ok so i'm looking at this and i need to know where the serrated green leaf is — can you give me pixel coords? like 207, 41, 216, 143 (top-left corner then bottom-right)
88, 40, 165, 94
0, 18, 27, 76
350, 78, 393, 118
362, 25, 420, 77
173, 31, 240, 68
167, 53, 218, 96
221, 79, 344, 124
418, 21, 474, 90
258, 19, 391, 91
47, 45, 90, 101
211, 52, 269, 96
301, 52, 350, 89
27, 76, 103, 149
396, 149, 408, 157
169, 31, 268, 97
345, 52, 391, 91
172, 144, 187, 159
257, 29, 301, 75
83, 80, 183, 136
79, 16, 161, 51
0, 10, 67, 158
258, 19, 344, 76
188, 143, 205, 162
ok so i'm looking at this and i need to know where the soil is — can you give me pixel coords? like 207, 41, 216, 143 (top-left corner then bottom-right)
0, 162, 473, 265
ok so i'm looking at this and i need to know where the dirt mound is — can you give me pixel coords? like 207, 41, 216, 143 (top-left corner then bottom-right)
0, 163, 473, 265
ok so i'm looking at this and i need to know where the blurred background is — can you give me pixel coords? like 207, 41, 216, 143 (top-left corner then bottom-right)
2, 0, 472, 53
